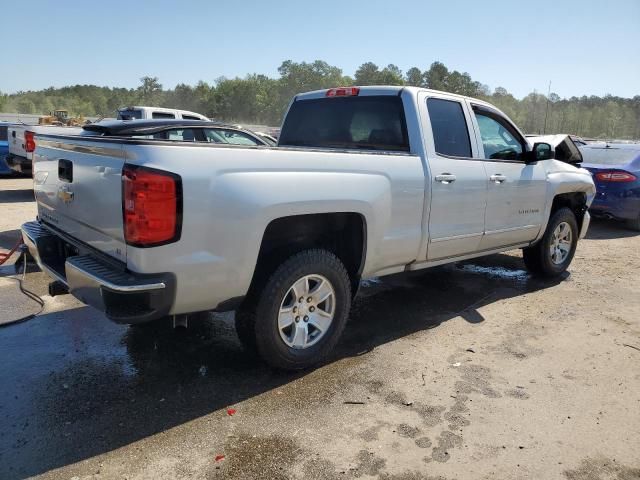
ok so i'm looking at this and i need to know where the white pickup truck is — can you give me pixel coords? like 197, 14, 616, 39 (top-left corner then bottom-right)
116, 106, 209, 121
6, 124, 82, 175
22, 86, 595, 370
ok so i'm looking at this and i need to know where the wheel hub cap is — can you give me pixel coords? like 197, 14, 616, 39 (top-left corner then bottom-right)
278, 274, 335, 349
550, 221, 572, 265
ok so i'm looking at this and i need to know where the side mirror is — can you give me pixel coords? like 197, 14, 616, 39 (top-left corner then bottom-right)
524, 142, 554, 163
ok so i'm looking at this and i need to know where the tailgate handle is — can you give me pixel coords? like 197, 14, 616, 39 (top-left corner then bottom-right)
58, 159, 73, 183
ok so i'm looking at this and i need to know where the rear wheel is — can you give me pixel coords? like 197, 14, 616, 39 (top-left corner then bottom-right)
523, 207, 578, 277
240, 249, 352, 370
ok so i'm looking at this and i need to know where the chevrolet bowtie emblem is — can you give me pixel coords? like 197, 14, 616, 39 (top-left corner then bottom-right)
57, 187, 74, 204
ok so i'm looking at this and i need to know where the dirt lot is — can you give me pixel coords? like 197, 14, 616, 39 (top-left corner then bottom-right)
0, 176, 639, 480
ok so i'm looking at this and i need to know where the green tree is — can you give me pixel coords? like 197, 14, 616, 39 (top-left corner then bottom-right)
1, 60, 638, 139
405, 67, 425, 87
424, 61, 449, 90
354, 62, 381, 85
137, 76, 163, 105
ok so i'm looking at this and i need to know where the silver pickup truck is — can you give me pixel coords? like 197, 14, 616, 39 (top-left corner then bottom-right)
22, 86, 595, 370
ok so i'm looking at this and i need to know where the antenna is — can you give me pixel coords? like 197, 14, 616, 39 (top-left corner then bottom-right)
543, 81, 551, 134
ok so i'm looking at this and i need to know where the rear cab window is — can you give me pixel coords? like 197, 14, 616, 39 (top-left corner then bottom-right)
0, 126, 8, 141
426, 98, 472, 157
279, 95, 409, 152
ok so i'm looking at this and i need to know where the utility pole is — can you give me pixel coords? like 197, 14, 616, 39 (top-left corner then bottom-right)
543, 81, 551, 134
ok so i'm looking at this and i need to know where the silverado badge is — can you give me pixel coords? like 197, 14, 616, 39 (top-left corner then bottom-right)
57, 185, 74, 204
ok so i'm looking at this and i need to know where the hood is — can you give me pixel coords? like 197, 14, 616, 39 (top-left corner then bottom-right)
527, 134, 583, 166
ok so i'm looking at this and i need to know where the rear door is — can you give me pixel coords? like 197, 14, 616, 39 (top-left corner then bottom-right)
33, 136, 127, 262
420, 93, 488, 260
469, 104, 547, 250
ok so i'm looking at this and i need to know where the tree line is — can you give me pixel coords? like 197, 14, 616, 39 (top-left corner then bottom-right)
1, 60, 638, 139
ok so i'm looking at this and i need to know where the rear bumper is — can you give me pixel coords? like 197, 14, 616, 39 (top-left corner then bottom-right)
21, 221, 175, 324
5, 154, 32, 175
589, 189, 640, 221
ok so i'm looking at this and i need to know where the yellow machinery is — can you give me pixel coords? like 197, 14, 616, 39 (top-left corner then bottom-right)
38, 110, 85, 126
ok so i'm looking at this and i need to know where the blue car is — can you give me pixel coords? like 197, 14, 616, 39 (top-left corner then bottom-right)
581, 143, 640, 230
0, 122, 12, 175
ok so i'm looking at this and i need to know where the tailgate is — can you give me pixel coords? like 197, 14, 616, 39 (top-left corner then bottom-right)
33, 135, 127, 263
8, 125, 27, 158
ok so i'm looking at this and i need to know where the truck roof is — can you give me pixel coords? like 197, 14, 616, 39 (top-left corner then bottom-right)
294, 85, 495, 108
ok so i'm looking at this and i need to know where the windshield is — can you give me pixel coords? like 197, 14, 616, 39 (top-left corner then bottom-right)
581, 147, 640, 166
279, 95, 409, 152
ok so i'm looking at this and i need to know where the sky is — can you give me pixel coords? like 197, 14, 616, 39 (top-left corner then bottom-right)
1, 0, 638, 99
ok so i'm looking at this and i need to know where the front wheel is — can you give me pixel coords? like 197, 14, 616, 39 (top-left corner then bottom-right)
248, 249, 352, 370
523, 207, 578, 277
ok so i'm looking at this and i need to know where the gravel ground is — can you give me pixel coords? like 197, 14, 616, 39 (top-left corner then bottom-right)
0, 177, 639, 480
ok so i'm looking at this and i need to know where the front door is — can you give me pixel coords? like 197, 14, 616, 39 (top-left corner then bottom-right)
469, 105, 547, 250
422, 95, 488, 260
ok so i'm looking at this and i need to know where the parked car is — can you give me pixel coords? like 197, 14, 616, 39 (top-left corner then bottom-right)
0, 122, 11, 175
569, 135, 588, 147
253, 132, 278, 146
580, 143, 640, 230
5, 124, 82, 176
22, 86, 595, 370
525, 134, 583, 165
82, 120, 272, 146
117, 106, 209, 121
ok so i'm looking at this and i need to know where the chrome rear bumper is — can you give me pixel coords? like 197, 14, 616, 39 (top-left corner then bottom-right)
21, 221, 175, 324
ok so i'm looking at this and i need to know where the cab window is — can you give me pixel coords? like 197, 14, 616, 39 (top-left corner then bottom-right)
152, 111, 175, 119
427, 98, 472, 157
474, 112, 524, 161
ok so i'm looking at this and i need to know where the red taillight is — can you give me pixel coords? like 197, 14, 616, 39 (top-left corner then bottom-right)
122, 165, 181, 247
326, 87, 360, 97
595, 170, 637, 183
24, 131, 36, 153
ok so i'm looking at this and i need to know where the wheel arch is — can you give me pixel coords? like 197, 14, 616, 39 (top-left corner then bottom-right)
247, 212, 367, 301
534, 187, 590, 245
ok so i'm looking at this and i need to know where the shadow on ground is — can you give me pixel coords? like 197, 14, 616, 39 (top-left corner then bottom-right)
585, 217, 639, 240
0, 189, 34, 204
0, 250, 568, 479
0, 229, 23, 251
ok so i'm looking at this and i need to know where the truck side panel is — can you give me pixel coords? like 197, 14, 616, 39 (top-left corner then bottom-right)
121, 144, 425, 314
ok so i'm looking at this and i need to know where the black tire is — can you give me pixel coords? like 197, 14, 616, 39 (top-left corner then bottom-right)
522, 207, 579, 277
247, 249, 352, 370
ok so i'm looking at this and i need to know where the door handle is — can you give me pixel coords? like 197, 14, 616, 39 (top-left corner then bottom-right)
435, 173, 456, 184
490, 174, 507, 183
